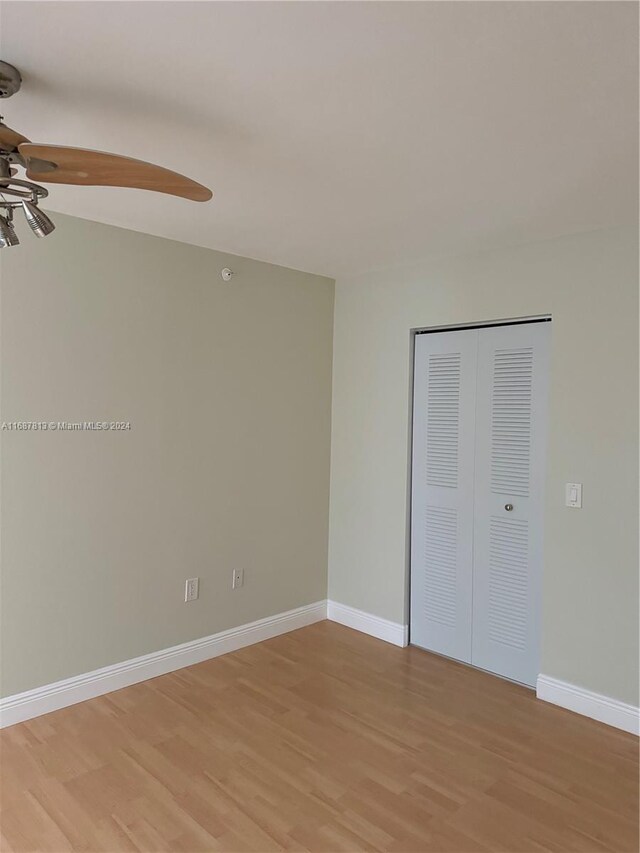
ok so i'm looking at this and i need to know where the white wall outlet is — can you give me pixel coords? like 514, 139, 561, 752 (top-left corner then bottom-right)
565, 483, 583, 508
184, 577, 199, 602
232, 568, 244, 590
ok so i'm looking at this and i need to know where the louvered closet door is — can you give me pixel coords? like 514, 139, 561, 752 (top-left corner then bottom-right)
410, 330, 478, 662
471, 322, 550, 686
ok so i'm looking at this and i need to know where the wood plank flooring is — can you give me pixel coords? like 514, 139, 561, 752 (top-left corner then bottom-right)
1, 621, 638, 852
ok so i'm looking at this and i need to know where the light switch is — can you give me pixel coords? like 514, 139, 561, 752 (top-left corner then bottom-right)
565, 483, 582, 508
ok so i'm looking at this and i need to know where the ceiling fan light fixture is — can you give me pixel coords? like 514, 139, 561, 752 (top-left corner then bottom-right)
21, 199, 55, 237
0, 212, 19, 247
1, 61, 212, 253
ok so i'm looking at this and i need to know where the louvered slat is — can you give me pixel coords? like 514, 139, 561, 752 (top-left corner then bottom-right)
426, 353, 461, 488
488, 516, 529, 649
490, 348, 533, 497
424, 506, 458, 628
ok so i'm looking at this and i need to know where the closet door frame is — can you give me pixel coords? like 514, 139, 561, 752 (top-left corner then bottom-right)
406, 314, 551, 684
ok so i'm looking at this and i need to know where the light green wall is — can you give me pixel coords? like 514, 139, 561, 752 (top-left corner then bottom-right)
2, 217, 637, 707
328, 226, 638, 706
0, 213, 334, 697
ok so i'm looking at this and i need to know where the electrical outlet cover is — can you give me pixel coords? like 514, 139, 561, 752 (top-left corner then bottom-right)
185, 577, 199, 601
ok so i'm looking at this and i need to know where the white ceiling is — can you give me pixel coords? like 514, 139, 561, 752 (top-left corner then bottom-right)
2, 1, 637, 278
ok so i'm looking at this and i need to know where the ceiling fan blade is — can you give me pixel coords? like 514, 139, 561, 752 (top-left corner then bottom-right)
19, 144, 213, 201
0, 123, 30, 151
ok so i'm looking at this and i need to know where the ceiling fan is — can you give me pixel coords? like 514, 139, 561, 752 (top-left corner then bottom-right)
0, 61, 213, 248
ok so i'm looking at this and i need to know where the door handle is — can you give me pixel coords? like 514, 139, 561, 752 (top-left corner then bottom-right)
504, 503, 514, 512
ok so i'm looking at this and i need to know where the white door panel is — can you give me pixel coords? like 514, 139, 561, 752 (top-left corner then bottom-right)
410, 330, 478, 662
471, 322, 550, 686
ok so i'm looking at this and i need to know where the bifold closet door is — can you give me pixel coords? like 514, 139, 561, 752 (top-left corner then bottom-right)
471, 322, 550, 686
410, 330, 478, 662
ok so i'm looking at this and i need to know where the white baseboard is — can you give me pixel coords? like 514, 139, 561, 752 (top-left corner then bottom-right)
327, 600, 408, 647
0, 600, 327, 729
537, 674, 639, 736
10, 598, 634, 739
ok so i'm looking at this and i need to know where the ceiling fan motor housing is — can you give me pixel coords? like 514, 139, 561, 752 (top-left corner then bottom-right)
0, 61, 22, 98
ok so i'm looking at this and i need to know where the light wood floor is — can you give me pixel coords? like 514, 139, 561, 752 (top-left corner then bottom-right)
1, 622, 638, 853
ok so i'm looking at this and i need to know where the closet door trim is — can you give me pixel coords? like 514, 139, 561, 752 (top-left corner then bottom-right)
413, 315, 551, 337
